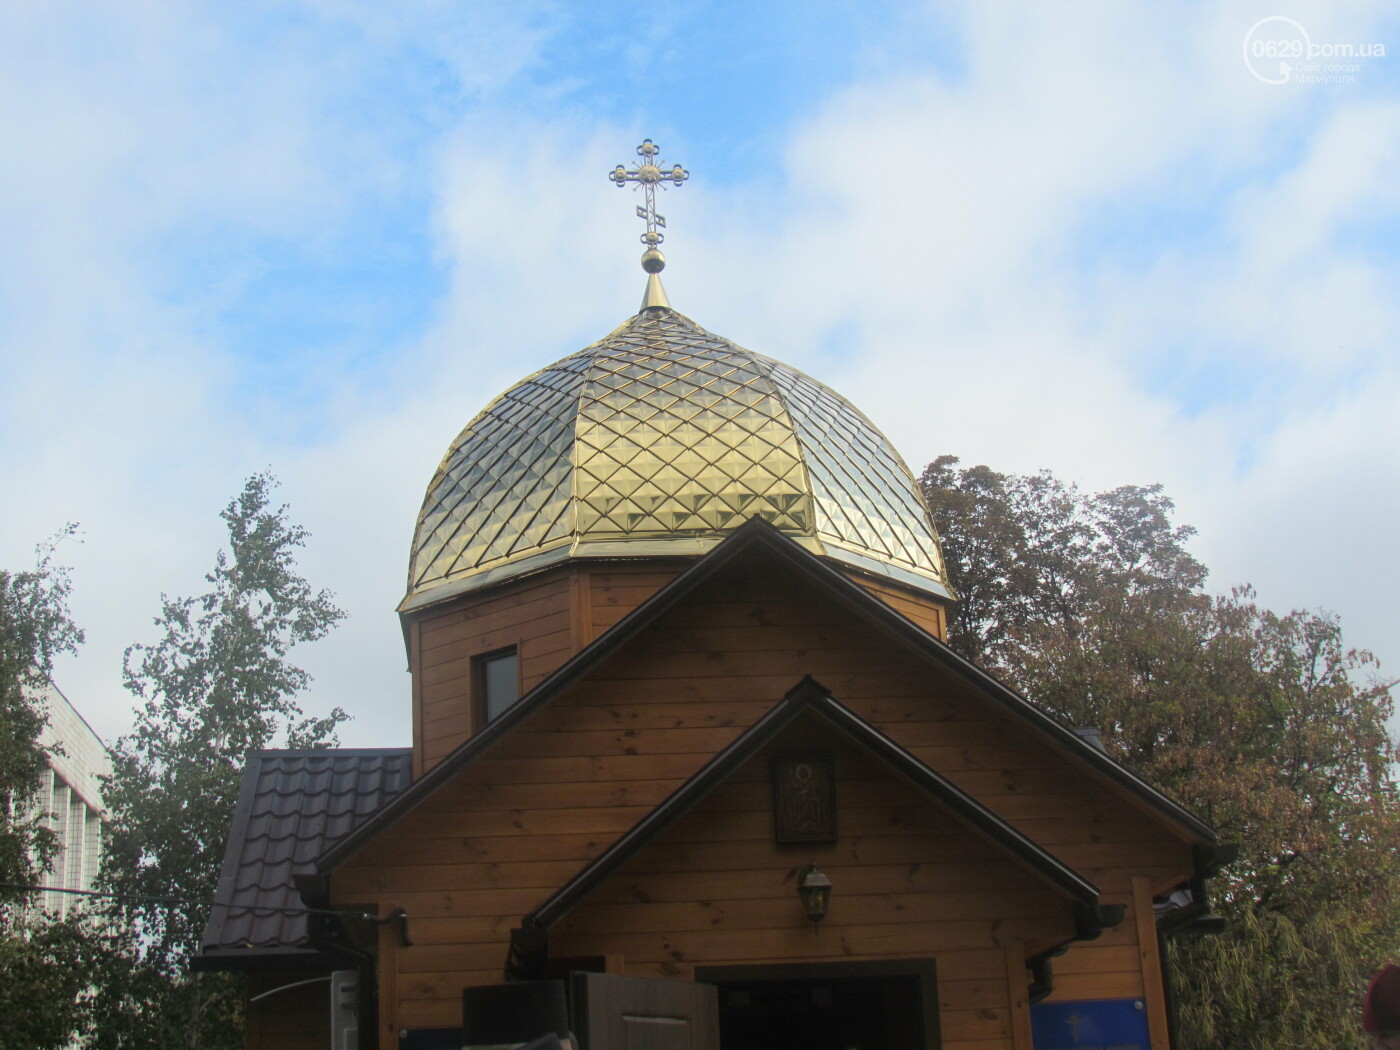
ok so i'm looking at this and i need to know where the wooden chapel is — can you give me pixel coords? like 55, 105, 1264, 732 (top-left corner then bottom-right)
200, 143, 1228, 1050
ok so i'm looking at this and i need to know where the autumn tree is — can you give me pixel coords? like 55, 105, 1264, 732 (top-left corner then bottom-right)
90, 472, 348, 1050
922, 455, 1400, 1050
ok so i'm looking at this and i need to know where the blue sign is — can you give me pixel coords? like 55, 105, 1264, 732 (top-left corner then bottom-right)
1031, 998, 1150, 1050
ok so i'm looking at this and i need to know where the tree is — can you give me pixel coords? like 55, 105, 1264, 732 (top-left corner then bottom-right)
919, 455, 1206, 669
922, 455, 1400, 1050
91, 472, 348, 1049
0, 533, 93, 1050
0, 530, 83, 911
0, 916, 96, 1049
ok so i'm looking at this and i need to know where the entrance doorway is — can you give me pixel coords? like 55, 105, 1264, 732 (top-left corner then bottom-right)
695, 961, 939, 1050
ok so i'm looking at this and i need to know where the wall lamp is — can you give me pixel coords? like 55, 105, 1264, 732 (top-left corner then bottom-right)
797, 862, 832, 924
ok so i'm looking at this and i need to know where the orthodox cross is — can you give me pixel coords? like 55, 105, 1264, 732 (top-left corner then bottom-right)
609, 139, 688, 269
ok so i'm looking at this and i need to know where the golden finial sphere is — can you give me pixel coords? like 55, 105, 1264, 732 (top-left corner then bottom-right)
641, 248, 666, 273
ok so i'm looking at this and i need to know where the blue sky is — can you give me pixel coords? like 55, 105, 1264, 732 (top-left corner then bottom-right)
2, 2, 1397, 746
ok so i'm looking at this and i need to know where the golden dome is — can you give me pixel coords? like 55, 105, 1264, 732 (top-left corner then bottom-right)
403, 307, 951, 612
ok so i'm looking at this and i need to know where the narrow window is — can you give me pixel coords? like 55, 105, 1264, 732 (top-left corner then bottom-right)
476, 647, 520, 725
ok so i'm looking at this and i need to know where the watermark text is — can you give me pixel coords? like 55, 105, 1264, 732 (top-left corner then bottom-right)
1243, 17, 1385, 85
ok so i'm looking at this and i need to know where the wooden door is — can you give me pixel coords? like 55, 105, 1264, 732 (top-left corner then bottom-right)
570, 973, 720, 1050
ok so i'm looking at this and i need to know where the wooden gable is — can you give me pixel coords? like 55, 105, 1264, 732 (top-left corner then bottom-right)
324, 522, 1211, 1045
547, 711, 1089, 1050
407, 554, 948, 775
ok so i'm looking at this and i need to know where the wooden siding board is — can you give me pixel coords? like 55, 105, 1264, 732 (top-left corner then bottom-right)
555, 671, 964, 707
939, 1007, 1011, 1044
349, 828, 614, 868
419, 676, 471, 708
841, 571, 949, 641
421, 707, 472, 739
942, 976, 1016, 1011
1050, 969, 1145, 1000
498, 723, 1066, 769
414, 779, 685, 814
550, 920, 1066, 964
589, 570, 687, 606
334, 860, 586, 898
562, 645, 915, 682
398, 804, 656, 839
416, 575, 570, 637
638, 622, 887, 654
527, 700, 778, 733
400, 996, 470, 1032
1046, 944, 1141, 976
553, 890, 1076, 937
503, 726, 770, 758
584, 864, 1042, 905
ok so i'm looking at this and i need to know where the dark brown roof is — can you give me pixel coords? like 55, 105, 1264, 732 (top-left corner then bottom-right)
320, 518, 1213, 875
200, 748, 412, 963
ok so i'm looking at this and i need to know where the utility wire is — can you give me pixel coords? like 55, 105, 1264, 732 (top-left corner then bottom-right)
0, 881, 376, 921
2, 881, 413, 945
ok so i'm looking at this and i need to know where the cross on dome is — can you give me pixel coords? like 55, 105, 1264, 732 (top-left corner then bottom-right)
609, 139, 688, 278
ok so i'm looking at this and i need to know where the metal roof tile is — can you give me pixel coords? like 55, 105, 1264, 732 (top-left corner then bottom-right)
201, 748, 413, 957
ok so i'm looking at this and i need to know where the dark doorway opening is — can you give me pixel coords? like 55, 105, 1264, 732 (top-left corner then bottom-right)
695, 960, 939, 1050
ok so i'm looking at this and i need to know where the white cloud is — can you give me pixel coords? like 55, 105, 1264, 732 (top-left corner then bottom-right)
672, 1, 1400, 686
2, 1, 1396, 748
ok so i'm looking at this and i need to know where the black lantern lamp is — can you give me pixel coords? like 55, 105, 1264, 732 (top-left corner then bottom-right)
797, 862, 832, 924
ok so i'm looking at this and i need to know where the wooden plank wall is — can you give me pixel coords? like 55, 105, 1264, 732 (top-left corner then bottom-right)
586, 565, 685, 638
412, 572, 574, 773
549, 737, 1079, 1050
411, 560, 944, 773
352, 557, 1192, 1038
410, 565, 686, 772
842, 571, 948, 640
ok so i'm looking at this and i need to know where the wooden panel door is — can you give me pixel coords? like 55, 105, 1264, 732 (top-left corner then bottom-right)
570, 973, 720, 1050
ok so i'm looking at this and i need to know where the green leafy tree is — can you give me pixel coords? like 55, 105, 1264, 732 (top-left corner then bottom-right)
922, 455, 1400, 1050
0, 533, 93, 1050
91, 472, 348, 1049
0, 531, 83, 909
0, 916, 96, 1049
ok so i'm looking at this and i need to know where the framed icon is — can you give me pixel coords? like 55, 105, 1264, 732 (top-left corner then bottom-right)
772, 757, 837, 844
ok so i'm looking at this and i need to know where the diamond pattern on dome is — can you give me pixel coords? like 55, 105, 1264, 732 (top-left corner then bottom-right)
759, 357, 947, 579
405, 308, 950, 607
572, 313, 813, 538
409, 352, 591, 593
